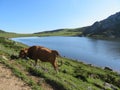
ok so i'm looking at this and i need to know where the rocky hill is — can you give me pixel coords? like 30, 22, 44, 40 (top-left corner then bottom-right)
83, 12, 120, 38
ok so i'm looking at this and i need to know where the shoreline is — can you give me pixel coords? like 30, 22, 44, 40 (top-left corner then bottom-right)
1, 36, 120, 89
11, 36, 120, 73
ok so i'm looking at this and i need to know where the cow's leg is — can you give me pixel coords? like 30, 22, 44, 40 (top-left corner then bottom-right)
52, 60, 58, 72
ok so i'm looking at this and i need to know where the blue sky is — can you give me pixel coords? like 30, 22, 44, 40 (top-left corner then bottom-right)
0, 0, 120, 33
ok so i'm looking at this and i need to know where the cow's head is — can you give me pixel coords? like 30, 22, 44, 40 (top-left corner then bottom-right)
19, 48, 28, 59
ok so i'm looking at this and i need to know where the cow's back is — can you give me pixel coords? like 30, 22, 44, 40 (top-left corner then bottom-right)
27, 46, 43, 59
27, 46, 53, 61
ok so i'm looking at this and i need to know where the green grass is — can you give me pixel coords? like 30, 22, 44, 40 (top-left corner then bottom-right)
36, 28, 84, 37
0, 28, 83, 38
0, 57, 42, 90
37, 30, 82, 36
0, 37, 120, 90
0, 33, 41, 38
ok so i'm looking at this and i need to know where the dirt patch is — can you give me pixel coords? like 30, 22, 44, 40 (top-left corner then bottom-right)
9, 60, 54, 90
0, 63, 31, 90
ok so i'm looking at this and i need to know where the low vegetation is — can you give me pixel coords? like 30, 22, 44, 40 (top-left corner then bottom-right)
0, 35, 120, 90
0, 33, 40, 38
34, 28, 86, 37
0, 28, 85, 38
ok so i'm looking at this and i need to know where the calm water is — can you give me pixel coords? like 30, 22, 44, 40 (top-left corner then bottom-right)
12, 36, 120, 72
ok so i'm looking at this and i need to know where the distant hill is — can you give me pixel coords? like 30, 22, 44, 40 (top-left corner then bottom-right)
0, 30, 6, 33
0, 29, 14, 34
35, 12, 120, 38
35, 27, 87, 36
83, 12, 120, 38
2, 11, 120, 38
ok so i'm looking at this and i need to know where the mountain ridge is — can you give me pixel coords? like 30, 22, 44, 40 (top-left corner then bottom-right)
1, 11, 120, 38
83, 12, 120, 38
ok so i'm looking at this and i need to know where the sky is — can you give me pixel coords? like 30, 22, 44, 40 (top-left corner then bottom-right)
0, 0, 120, 33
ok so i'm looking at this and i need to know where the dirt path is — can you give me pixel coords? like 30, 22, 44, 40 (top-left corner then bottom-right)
0, 55, 54, 90
0, 63, 32, 90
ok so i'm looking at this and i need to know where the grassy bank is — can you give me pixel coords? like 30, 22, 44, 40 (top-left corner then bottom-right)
0, 37, 120, 90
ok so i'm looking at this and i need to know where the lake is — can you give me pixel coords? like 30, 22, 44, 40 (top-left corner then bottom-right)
12, 36, 120, 72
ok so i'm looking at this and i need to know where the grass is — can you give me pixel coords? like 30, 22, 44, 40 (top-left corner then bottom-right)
0, 57, 42, 90
35, 28, 86, 37
37, 30, 82, 36
0, 36, 120, 90
0, 28, 83, 38
0, 33, 41, 38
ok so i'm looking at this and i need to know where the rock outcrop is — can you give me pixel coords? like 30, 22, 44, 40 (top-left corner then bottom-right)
83, 12, 120, 38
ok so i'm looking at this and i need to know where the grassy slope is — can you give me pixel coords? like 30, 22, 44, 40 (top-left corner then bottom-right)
0, 26, 86, 37
0, 33, 40, 38
34, 28, 86, 37
0, 31, 80, 38
0, 36, 120, 90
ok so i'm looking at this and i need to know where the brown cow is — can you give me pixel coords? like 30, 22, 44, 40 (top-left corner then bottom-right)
19, 46, 61, 71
